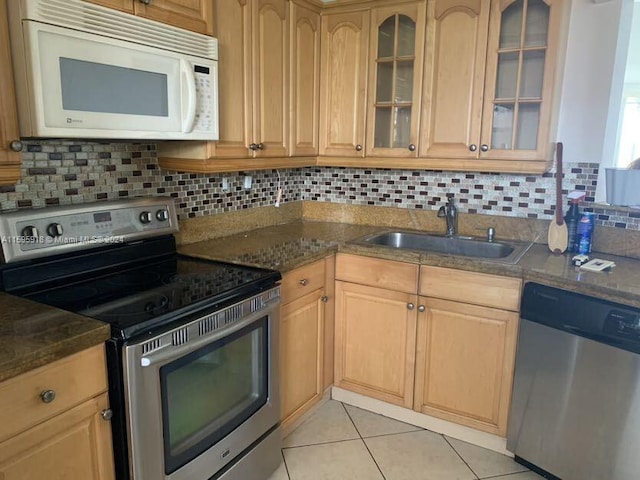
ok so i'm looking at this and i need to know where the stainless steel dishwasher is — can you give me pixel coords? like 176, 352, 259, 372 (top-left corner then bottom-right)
508, 282, 640, 480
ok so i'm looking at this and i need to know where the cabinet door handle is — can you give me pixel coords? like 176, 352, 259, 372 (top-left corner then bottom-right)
355, 144, 363, 152
299, 279, 308, 286
9, 140, 23, 152
40, 390, 56, 404
480, 144, 489, 152
321, 296, 329, 303
408, 144, 416, 152
139, 0, 151, 4
418, 305, 426, 312
256, 143, 264, 150
407, 303, 415, 310
469, 144, 478, 152
101, 409, 113, 421
249, 143, 259, 151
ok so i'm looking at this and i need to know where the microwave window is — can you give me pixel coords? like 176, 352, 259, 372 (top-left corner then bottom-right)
59, 58, 169, 117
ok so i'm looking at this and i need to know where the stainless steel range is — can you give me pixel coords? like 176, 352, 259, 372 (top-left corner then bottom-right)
0, 197, 282, 480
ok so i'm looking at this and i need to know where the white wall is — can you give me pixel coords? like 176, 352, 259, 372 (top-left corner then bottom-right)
556, 0, 626, 166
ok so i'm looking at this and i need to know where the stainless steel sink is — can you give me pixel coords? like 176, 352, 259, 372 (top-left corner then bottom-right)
351, 230, 533, 264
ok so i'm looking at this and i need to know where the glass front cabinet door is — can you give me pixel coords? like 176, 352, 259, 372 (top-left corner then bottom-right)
366, 2, 426, 157
480, 0, 563, 163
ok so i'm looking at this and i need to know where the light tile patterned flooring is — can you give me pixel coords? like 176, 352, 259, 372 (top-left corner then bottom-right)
267, 400, 544, 480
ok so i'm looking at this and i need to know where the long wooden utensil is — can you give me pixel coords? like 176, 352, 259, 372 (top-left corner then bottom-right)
548, 142, 568, 253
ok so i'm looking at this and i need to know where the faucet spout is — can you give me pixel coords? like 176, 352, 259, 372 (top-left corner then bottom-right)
438, 196, 458, 236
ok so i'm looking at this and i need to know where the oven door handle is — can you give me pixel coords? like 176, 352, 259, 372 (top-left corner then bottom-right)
136, 301, 279, 368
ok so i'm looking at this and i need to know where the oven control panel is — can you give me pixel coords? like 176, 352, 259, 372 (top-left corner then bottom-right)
0, 197, 179, 263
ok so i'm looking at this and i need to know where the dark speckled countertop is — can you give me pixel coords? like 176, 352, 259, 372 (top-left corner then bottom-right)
0, 294, 110, 383
179, 220, 640, 309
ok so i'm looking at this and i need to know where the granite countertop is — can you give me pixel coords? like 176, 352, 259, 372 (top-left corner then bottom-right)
0, 294, 110, 383
179, 220, 640, 308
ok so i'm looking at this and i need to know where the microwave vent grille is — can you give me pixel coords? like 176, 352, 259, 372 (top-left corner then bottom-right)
31, 0, 217, 59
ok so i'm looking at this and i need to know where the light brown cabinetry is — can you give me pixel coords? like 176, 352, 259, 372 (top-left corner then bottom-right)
421, 0, 565, 171
366, 2, 426, 157
83, 0, 213, 34
0, 0, 22, 185
414, 265, 521, 435
202, 0, 290, 159
334, 253, 522, 436
280, 256, 334, 429
319, 10, 370, 157
0, 345, 115, 480
334, 254, 418, 408
290, 1, 321, 156
158, 0, 311, 172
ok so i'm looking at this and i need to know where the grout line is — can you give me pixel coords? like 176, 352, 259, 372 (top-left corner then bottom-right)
280, 450, 291, 480
356, 427, 424, 440
342, 402, 387, 480
443, 435, 481, 480
340, 401, 364, 439
281, 437, 362, 450
478, 470, 532, 480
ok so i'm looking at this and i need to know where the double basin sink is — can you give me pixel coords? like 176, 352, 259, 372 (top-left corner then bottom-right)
350, 230, 534, 264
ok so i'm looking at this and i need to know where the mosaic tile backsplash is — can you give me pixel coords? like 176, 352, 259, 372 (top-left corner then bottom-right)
1, 140, 638, 231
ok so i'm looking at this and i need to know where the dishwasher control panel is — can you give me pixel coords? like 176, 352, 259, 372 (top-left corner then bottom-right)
604, 310, 640, 340
521, 282, 640, 354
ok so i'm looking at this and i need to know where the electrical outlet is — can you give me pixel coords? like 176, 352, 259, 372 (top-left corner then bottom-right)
243, 175, 252, 190
221, 177, 229, 192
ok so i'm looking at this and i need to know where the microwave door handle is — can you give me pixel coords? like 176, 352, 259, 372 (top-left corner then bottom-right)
181, 59, 197, 133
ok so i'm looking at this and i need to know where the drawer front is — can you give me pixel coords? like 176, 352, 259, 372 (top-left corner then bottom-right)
281, 259, 326, 305
335, 253, 419, 294
0, 344, 108, 443
419, 265, 522, 311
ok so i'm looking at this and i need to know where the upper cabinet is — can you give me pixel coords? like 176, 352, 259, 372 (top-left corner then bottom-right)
480, 0, 562, 163
84, 0, 214, 35
290, 2, 321, 156
319, 10, 370, 157
366, 2, 426, 158
154, 0, 567, 174
0, 0, 22, 185
252, 0, 289, 158
422, 0, 563, 170
420, 0, 489, 160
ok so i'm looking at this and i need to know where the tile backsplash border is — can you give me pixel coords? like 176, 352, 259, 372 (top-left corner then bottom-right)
1, 141, 638, 232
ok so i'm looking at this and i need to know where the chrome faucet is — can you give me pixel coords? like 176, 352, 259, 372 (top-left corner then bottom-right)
437, 196, 458, 236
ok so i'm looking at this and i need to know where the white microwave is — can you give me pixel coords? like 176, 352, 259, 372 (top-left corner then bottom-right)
7, 0, 219, 141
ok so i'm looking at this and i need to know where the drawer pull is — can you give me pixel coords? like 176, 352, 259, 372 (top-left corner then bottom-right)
299, 279, 308, 286
101, 409, 113, 421
40, 390, 56, 404
321, 296, 329, 303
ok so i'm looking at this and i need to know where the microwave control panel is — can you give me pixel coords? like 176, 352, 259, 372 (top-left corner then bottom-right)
193, 64, 216, 134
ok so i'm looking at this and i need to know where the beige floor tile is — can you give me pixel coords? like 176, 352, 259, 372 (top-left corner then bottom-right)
266, 458, 289, 480
365, 430, 476, 480
283, 439, 384, 480
344, 404, 422, 438
283, 400, 360, 447
446, 436, 528, 478
487, 472, 546, 480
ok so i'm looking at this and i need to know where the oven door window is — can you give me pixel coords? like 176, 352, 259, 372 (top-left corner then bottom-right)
160, 317, 268, 474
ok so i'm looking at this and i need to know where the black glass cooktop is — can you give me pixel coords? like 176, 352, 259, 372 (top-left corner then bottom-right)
0, 235, 281, 339
20, 255, 280, 339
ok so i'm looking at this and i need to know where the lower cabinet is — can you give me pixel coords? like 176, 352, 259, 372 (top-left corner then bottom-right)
0, 345, 115, 480
334, 280, 417, 408
333, 253, 522, 436
280, 257, 333, 428
414, 297, 519, 436
0, 393, 115, 480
